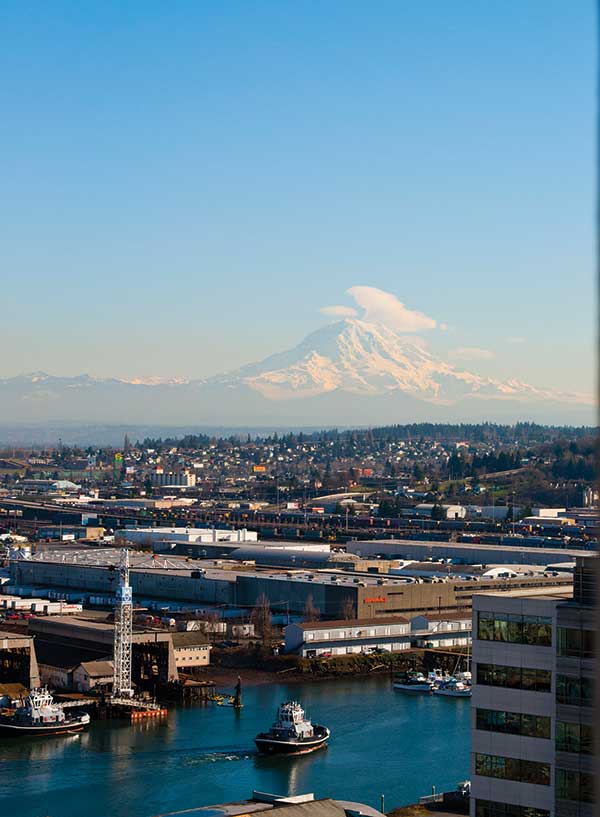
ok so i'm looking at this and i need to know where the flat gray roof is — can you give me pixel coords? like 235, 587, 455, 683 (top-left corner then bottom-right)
354, 538, 591, 557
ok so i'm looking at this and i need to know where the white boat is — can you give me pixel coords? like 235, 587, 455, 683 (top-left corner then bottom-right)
393, 671, 434, 692
427, 668, 451, 688
433, 678, 472, 698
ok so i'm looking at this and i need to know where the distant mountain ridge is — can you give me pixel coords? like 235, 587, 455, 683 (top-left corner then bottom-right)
0, 319, 593, 426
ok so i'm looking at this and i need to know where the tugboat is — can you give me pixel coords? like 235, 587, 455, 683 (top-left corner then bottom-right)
255, 701, 330, 755
0, 688, 91, 737
392, 671, 434, 692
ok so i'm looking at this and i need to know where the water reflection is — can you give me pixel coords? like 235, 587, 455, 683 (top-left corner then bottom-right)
0, 677, 470, 817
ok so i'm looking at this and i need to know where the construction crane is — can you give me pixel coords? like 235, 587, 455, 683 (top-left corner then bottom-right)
112, 548, 134, 699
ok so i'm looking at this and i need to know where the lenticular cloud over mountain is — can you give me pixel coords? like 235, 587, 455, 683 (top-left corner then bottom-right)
344, 286, 438, 333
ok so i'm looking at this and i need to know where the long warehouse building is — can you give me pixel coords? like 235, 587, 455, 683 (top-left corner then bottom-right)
345, 539, 593, 566
9, 555, 573, 619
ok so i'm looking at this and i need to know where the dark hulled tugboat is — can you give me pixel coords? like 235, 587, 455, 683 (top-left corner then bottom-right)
0, 688, 90, 737
255, 701, 330, 755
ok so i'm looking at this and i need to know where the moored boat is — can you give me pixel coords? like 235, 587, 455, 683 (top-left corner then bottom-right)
427, 668, 451, 688
433, 678, 472, 698
393, 671, 434, 692
0, 688, 91, 737
255, 701, 330, 755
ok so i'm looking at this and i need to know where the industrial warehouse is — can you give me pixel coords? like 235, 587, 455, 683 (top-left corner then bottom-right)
9, 544, 574, 620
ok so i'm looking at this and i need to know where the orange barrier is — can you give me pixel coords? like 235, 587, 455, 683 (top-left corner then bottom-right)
130, 708, 168, 720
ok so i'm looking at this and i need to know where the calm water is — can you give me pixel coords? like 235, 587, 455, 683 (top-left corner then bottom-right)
0, 677, 470, 817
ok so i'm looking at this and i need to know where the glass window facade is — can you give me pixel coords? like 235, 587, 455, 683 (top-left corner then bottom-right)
556, 627, 594, 658
478, 612, 552, 646
555, 769, 594, 803
476, 708, 550, 739
477, 663, 551, 692
556, 674, 594, 706
555, 721, 593, 754
475, 753, 550, 786
475, 799, 549, 817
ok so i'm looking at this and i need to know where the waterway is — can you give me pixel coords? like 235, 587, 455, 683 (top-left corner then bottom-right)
0, 677, 470, 817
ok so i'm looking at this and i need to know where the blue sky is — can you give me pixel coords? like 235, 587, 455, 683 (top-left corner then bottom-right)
1, 2, 596, 394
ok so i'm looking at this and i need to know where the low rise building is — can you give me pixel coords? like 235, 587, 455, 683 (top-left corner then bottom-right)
117, 526, 257, 547
73, 660, 114, 692
38, 661, 74, 690
29, 614, 178, 692
413, 503, 467, 520
284, 616, 411, 657
409, 612, 472, 648
171, 632, 211, 671
346, 538, 591, 566
148, 470, 196, 488
0, 630, 40, 687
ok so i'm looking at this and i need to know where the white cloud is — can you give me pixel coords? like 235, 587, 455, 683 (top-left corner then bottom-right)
320, 305, 358, 318
507, 336, 525, 344
347, 286, 437, 332
449, 346, 494, 361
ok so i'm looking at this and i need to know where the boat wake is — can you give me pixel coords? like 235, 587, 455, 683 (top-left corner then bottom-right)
182, 749, 255, 766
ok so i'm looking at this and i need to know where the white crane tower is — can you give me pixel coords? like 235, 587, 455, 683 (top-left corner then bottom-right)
112, 548, 134, 699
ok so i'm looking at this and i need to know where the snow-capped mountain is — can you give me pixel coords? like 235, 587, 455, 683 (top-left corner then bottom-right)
0, 319, 593, 427
210, 319, 581, 406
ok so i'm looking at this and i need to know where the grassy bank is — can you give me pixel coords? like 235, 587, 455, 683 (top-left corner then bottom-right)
210, 644, 467, 679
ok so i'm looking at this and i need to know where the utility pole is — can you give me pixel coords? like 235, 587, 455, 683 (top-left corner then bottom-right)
512, 491, 516, 535
113, 549, 134, 699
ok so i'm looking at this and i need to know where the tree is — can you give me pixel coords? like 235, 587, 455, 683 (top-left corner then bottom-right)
251, 593, 273, 642
302, 594, 321, 622
378, 497, 399, 518
430, 504, 447, 521
339, 597, 356, 620
519, 504, 533, 520
413, 463, 425, 481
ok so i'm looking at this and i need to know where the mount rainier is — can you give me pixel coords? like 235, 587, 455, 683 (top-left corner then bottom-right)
0, 319, 592, 426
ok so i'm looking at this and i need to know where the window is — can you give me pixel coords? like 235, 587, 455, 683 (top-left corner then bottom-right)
556, 674, 594, 707
557, 627, 595, 658
478, 613, 551, 646
478, 611, 494, 641
476, 663, 551, 692
556, 769, 594, 803
494, 613, 508, 642
476, 709, 550, 739
555, 721, 593, 754
475, 754, 550, 786
507, 614, 523, 643
475, 799, 549, 817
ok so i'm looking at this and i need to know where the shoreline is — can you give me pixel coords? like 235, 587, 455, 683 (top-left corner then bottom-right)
203, 665, 393, 689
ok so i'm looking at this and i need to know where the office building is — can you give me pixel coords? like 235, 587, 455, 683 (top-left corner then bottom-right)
470, 557, 595, 817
